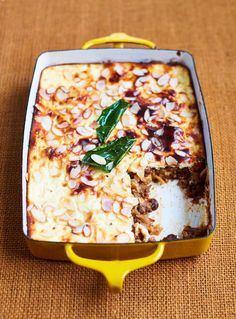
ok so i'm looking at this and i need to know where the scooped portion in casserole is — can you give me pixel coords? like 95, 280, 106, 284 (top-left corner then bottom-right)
27, 62, 210, 243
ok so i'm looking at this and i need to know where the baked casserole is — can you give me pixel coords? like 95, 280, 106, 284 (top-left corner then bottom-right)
27, 62, 210, 244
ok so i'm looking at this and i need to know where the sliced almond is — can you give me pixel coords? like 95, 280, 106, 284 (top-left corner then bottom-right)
113, 201, 120, 213
57, 122, 69, 129
70, 166, 81, 179
57, 145, 67, 153
39, 89, 50, 101
133, 69, 147, 76
31, 207, 46, 223
141, 129, 149, 136
154, 128, 164, 136
68, 219, 80, 227
87, 86, 93, 92
131, 145, 141, 153
116, 233, 130, 243
144, 109, 151, 122
46, 87, 56, 94
40, 116, 52, 131
165, 156, 178, 166
114, 64, 123, 75
91, 95, 99, 101
150, 82, 161, 93
152, 97, 162, 104
61, 86, 70, 93
100, 93, 112, 107
72, 225, 83, 234
157, 74, 170, 86
175, 150, 187, 157
130, 102, 141, 114
96, 80, 105, 91
76, 126, 95, 137
121, 111, 137, 127
83, 144, 96, 152
91, 154, 106, 165
165, 102, 176, 111
55, 89, 68, 102
102, 198, 113, 212
83, 109, 92, 119
116, 121, 123, 129
51, 126, 63, 136
72, 145, 82, 153
151, 137, 161, 147
76, 80, 87, 88
152, 72, 161, 78
141, 139, 151, 151
169, 77, 178, 87
80, 176, 98, 186
121, 207, 131, 217
83, 224, 91, 237
101, 68, 110, 78
144, 152, 155, 162
169, 113, 181, 123
117, 130, 125, 138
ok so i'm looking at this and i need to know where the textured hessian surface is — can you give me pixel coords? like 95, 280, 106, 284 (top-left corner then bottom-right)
0, 0, 235, 318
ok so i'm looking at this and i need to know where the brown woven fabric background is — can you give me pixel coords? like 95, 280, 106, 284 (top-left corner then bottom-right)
0, 0, 235, 318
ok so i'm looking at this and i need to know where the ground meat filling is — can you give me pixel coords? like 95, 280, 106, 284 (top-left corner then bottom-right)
129, 158, 209, 242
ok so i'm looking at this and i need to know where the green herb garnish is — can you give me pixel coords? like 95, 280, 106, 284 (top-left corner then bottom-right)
96, 99, 129, 143
82, 136, 136, 172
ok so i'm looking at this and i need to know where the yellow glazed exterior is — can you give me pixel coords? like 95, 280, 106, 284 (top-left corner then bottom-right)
25, 33, 215, 292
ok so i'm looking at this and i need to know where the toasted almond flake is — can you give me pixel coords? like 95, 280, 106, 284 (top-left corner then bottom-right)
39, 89, 50, 101
175, 150, 187, 157
68, 219, 80, 227
114, 64, 123, 75
76, 80, 86, 88
79, 154, 85, 161
31, 207, 46, 223
121, 207, 132, 217
150, 82, 161, 93
117, 130, 125, 138
130, 102, 141, 114
80, 176, 98, 186
57, 145, 67, 153
72, 145, 82, 153
141, 139, 151, 151
72, 225, 83, 234
122, 81, 133, 89
153, 149, 163, 156
87, 86, 93, 92
121, 111, 137, 127
101, 68, 110, 78
51, 126, 63, 136
144, 109, 151, 122
152, 97, 162, 104
70, 166, 81, 179
83, 144, 96, 152
157, 74, 170, 86
82, 224, 91, 237
180, 110, 193, 118
166, 156, 178, 166
172, 143, 180, 149
169, 77, 178, 87
46, 87, 56, 94
40, 116, 52, 131
116, 233, 130, 243
141, 128, 149, 136
91, 154, 106, 165
74, 77, 80, 83
47, 140, 59, 147
71, 107, 81, 114
94, 104, 102, 110
83, 109, 92, 119
55, 89, 68, 102
68, 180, 77, 189
102, 198, 113, 212
69, 156, 80, 162
131, 145, 141, 153
169, 113, 181, 123
152, 72, 161, 78
144, 152, 155, 162
151, 137, 161, 147
154, 128, 164, 136
113, 201, 120, 213
76, 126, 95, 137
96, 80, 105, 91
100, 93, 112, 107
133, 69, 147, 76
166, 102, 176, 111
57, 122, 69, 129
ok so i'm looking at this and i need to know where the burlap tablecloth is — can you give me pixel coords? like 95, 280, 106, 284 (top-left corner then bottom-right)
0, 0, 235, 318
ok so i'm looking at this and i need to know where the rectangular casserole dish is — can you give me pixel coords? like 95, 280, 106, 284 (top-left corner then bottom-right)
22, 33, 215, 291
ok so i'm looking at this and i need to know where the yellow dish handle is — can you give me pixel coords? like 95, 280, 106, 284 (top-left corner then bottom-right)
65, 243, 165, 292
81, 32, 156, 49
